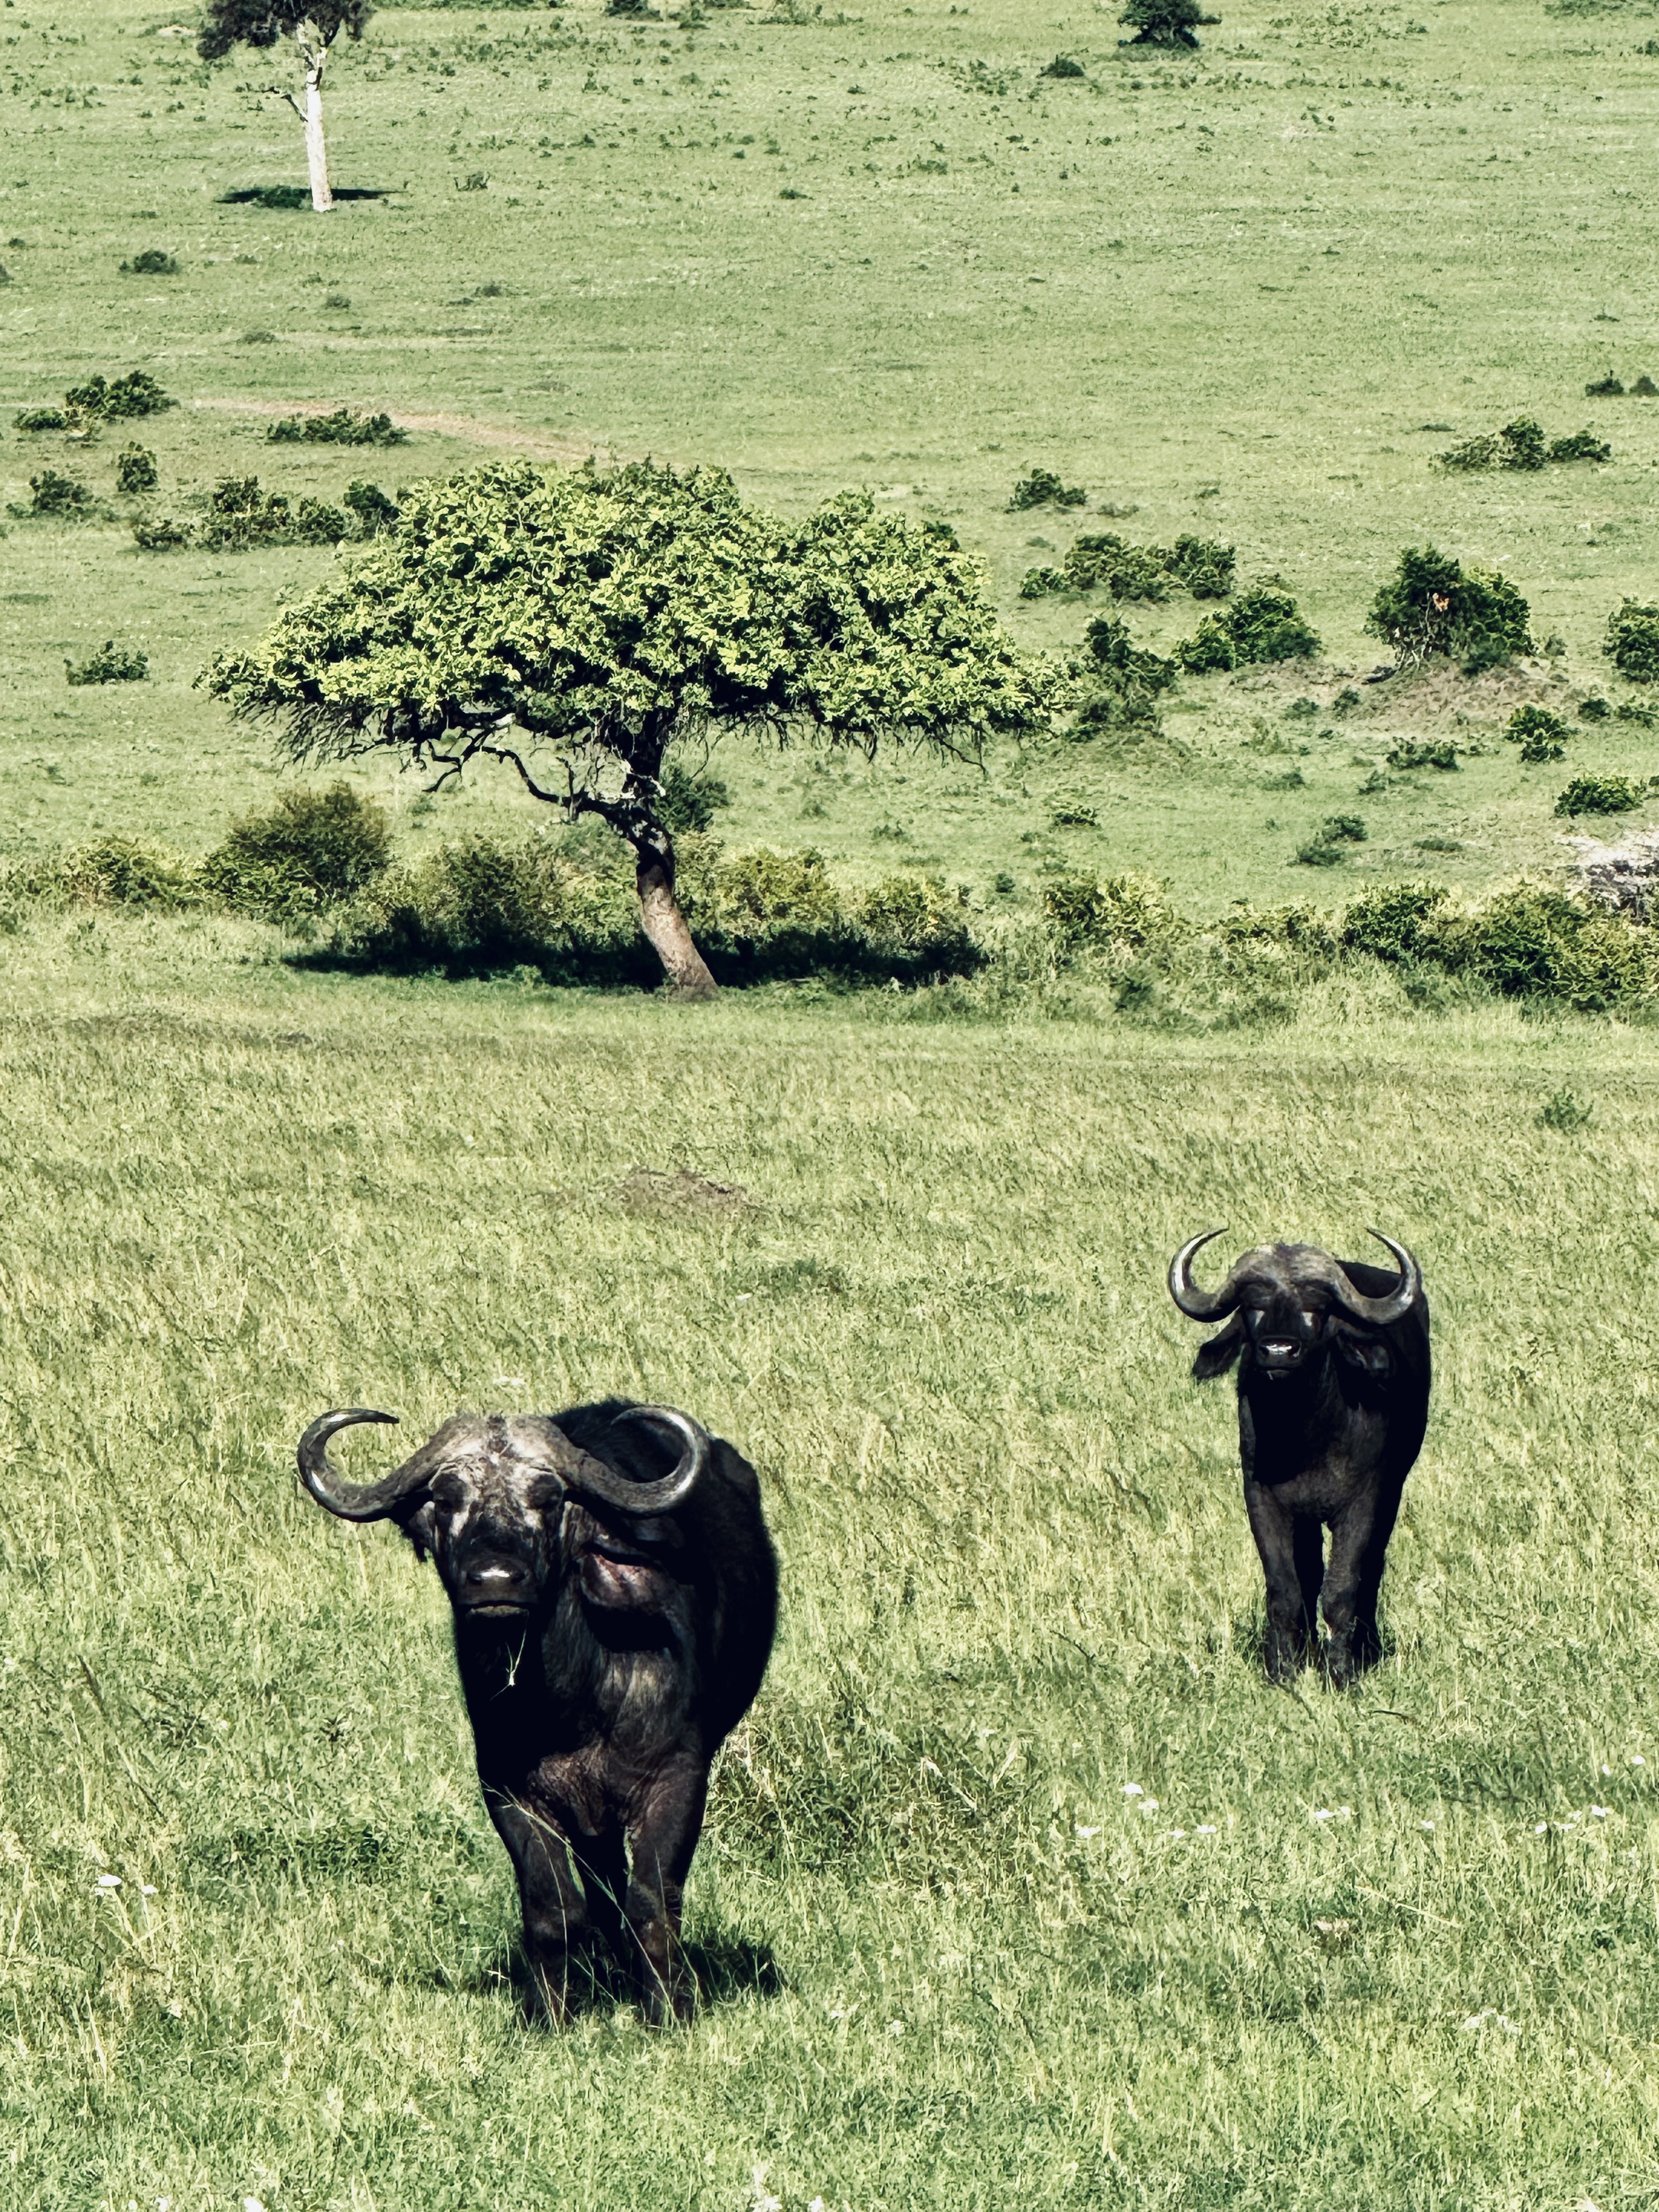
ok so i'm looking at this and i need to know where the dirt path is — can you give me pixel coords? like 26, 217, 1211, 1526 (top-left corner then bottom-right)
191, 397, 623, 466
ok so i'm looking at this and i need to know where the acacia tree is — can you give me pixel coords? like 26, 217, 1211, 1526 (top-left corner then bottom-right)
203, 460, 1056, 997
1120, 0, 1219, 48
199, 0, 371, 213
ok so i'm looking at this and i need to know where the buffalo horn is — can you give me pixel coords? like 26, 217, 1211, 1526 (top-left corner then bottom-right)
1167, 1227, 1243, 1321
563, 1406, 710, 1515
1326, 1230, 1422, 1326
297, 1408, 445, 1522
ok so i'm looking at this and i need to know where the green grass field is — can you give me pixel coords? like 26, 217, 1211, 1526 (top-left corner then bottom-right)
7, 1, 1659, 2205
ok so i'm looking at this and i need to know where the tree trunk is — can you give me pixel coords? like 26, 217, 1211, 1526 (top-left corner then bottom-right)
302, 44, 333, 211
634, 842, 718, 1001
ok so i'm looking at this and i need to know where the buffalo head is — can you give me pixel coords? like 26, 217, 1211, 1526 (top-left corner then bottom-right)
296, 1405, 710, 1622
1167, 1228, 1421, 1381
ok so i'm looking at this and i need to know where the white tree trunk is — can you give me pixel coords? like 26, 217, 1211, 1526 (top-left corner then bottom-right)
303, 57, 332, 212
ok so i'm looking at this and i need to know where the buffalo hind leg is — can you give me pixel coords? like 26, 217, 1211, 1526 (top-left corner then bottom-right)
624, 1761, 709, 2026
488, 1792, 591, 2024
1243, 1480, 1312, 1685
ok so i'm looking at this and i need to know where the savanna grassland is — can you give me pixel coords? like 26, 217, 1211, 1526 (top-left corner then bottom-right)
7, 1, 1659, 2208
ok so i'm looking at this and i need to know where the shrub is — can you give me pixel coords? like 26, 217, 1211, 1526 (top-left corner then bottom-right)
1497, 416, 1548, 470
1386, 737, 1460, 771
1540, 1087, 1593, 1132
1051, 799, 1099, 827
1007, 468, 1086, 511
120, 248, 178, 276
55, 835, 196, 909
1041, 54, 1086, 77
1365, 545, 1532, 674
1617, 698, 1659, 728
1019, 566, 1070, 600
1605, 599, 1659, 684
1041, 870, 1183, 956
1550, 428, 1612, 463
1064, 534, 1169, 600
1554, 774, 1646, 816
1341, 881, 1451, 964
132, 515, 193, 550
294, 497, 350, 546
198, 477, 350, 551
1321, 813, 1367, 843
1436, 883, 1650, 1012
64, 371, 174, 419
342, 481, 399, 536
1579, 695, 1611, 722
1585, 372, 1625, 397
267, 408, 409, 447
65, 640, 148, 685
1506, 704, 1570, 763
199, 783, 393, 922
16, 469, 94, 520
1435, 432, 1500, 473
115, 442, 159, 495
656, 760, 732, 834
1294, 839, 1347, 867
1163, 533, 1235, 598
13, 406, 67, 432
1120, 0, 1218, 46
1635, 375, 1659, 398
1175, 580, 1319, 672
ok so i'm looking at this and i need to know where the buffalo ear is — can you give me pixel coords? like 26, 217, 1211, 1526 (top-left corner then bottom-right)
1192, 1314, 1245, 1380
1331, 1321, 1392, 1379
398, 1497, 437, 1562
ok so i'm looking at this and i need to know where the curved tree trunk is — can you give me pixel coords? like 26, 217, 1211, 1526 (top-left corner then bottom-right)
634, 837, 718, 1001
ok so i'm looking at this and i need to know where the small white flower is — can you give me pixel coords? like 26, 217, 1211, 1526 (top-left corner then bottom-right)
1338, 1805, 1353, 1820
140, 1883, 157, 1896
1168, 1828, 1187, 1841
245, 2199, 269, 2212
1139, 1798, 1159, 1814
1420, 1820, 1435, 1832
1633, 1755, 1646, 1768
749, 2169, 782, 2212
1075, 1824, 1101, 1839
1121, 1782, 1143, 1798
1591, 1805, 1610, 1820
1535, 1822, 1548, 1835
887, 2018, 905, 2037
1313, 1808, 1335, 1822
492, 1376, 527, 1389
1195, 1824, 1217, 1835
96, 1873, 121, 1889
809, 2199, 827, 2212
1579, 2198, 1603, 2212
1601, 1764, 1612, 1778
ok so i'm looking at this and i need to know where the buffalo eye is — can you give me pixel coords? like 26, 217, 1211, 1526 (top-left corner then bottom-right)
1300, 1310, 1321, 1330
431, 1475, 470, 1514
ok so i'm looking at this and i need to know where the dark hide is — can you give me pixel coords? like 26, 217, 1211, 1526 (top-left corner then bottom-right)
391, 1399, 777, 2024
1188, 1250, 1430, 1686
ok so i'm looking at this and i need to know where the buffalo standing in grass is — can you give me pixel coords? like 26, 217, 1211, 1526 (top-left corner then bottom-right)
1167, 1230, 1430, 1686
297, 1399, 777, 2023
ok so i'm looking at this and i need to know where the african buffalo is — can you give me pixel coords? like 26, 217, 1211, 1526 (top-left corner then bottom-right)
1167, 1229, 1430, 1686
296, 1398, 778, 2024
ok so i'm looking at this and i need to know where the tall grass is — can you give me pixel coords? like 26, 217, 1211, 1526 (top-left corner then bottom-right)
3, 914, 1659, 2208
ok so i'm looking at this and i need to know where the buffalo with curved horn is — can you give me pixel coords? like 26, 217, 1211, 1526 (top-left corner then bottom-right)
297, 1400, 778, 2024
1168, 1230, 1430, 1686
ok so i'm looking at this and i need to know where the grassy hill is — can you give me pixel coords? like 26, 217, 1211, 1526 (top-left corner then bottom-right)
5, 3, 1659, 2207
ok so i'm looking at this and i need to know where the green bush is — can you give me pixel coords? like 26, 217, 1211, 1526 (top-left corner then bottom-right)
52, 836, 197, 909
1387, 737, 1459, 771
1365, 545, 1532, 674
1585, 372, 1625, 397
13, 406, 67, 432
1550, 428, 1612, 463
1341, 881, 1451, 965
1064, 534, 1169, 600
343, 480, 399, 535
199, 784, 394, 922
1041, 54, 1086, 77
1605, 599, 1659, 684
63, 371, 174, 419
1579, 695, 1611, 722
1554, 774, 1647, 816
1120, 0, 1218, 47
15, 469, 95, 520
198, 477, 351, 551
1019, 565, 1070, 600
132, 515, 193, 550
119, 248, 178, 276
65, 640, 148, 686
267, 408, 409, 448
1505, 704, 1570, 763
656, 760, 732, 834
1175, 580, 1320, 673
1163, 533, 1235, 598
1497, 416, 1548, 470
115, 442, 159, 496
1007, 468, 1087, 511
1294, 839, 1347, 867
1435, 884, 1651, 1012
1041, 870, 1183, 957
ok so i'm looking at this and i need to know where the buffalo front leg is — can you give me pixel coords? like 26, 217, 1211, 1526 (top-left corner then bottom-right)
487, 1791, 592, 2024
623, 1760, 709, 2026
1243, 1479, 1312, 1684
1324, 1483, 1402, 1686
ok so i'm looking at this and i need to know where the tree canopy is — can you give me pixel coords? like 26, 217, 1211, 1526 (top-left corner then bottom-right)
204, 459, 1056, 993
198, 0, 371, 63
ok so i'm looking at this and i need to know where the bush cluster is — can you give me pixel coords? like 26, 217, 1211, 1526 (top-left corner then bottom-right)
1022, 531, 1234, 602
1585, 373, 1659, 398
1605, 600, 1659, 684
1120, 0, 1218, 47
1295, 815, 1366, 867
198, 784, 394, 921
14, 371, 176, 437
1506, 704, 1571, 763
134, 476, 400, 554
10, 469, 99, 520
65, 640, 148, 686
1365, 545, 1532, 675
267, 408, 409, 448
119, 248, 178, 276
1436, 417, 1610, 471
1175, 580, 1320, 672
115, 442, 159, 496
1007, 468, 1087, 512
1554, 774, 1650, 817
1387, 737, 1460, 771
1071, 612, 1177, 735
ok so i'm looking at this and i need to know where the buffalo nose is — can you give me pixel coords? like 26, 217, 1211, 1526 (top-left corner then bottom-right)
461, 1560, 529, 1596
